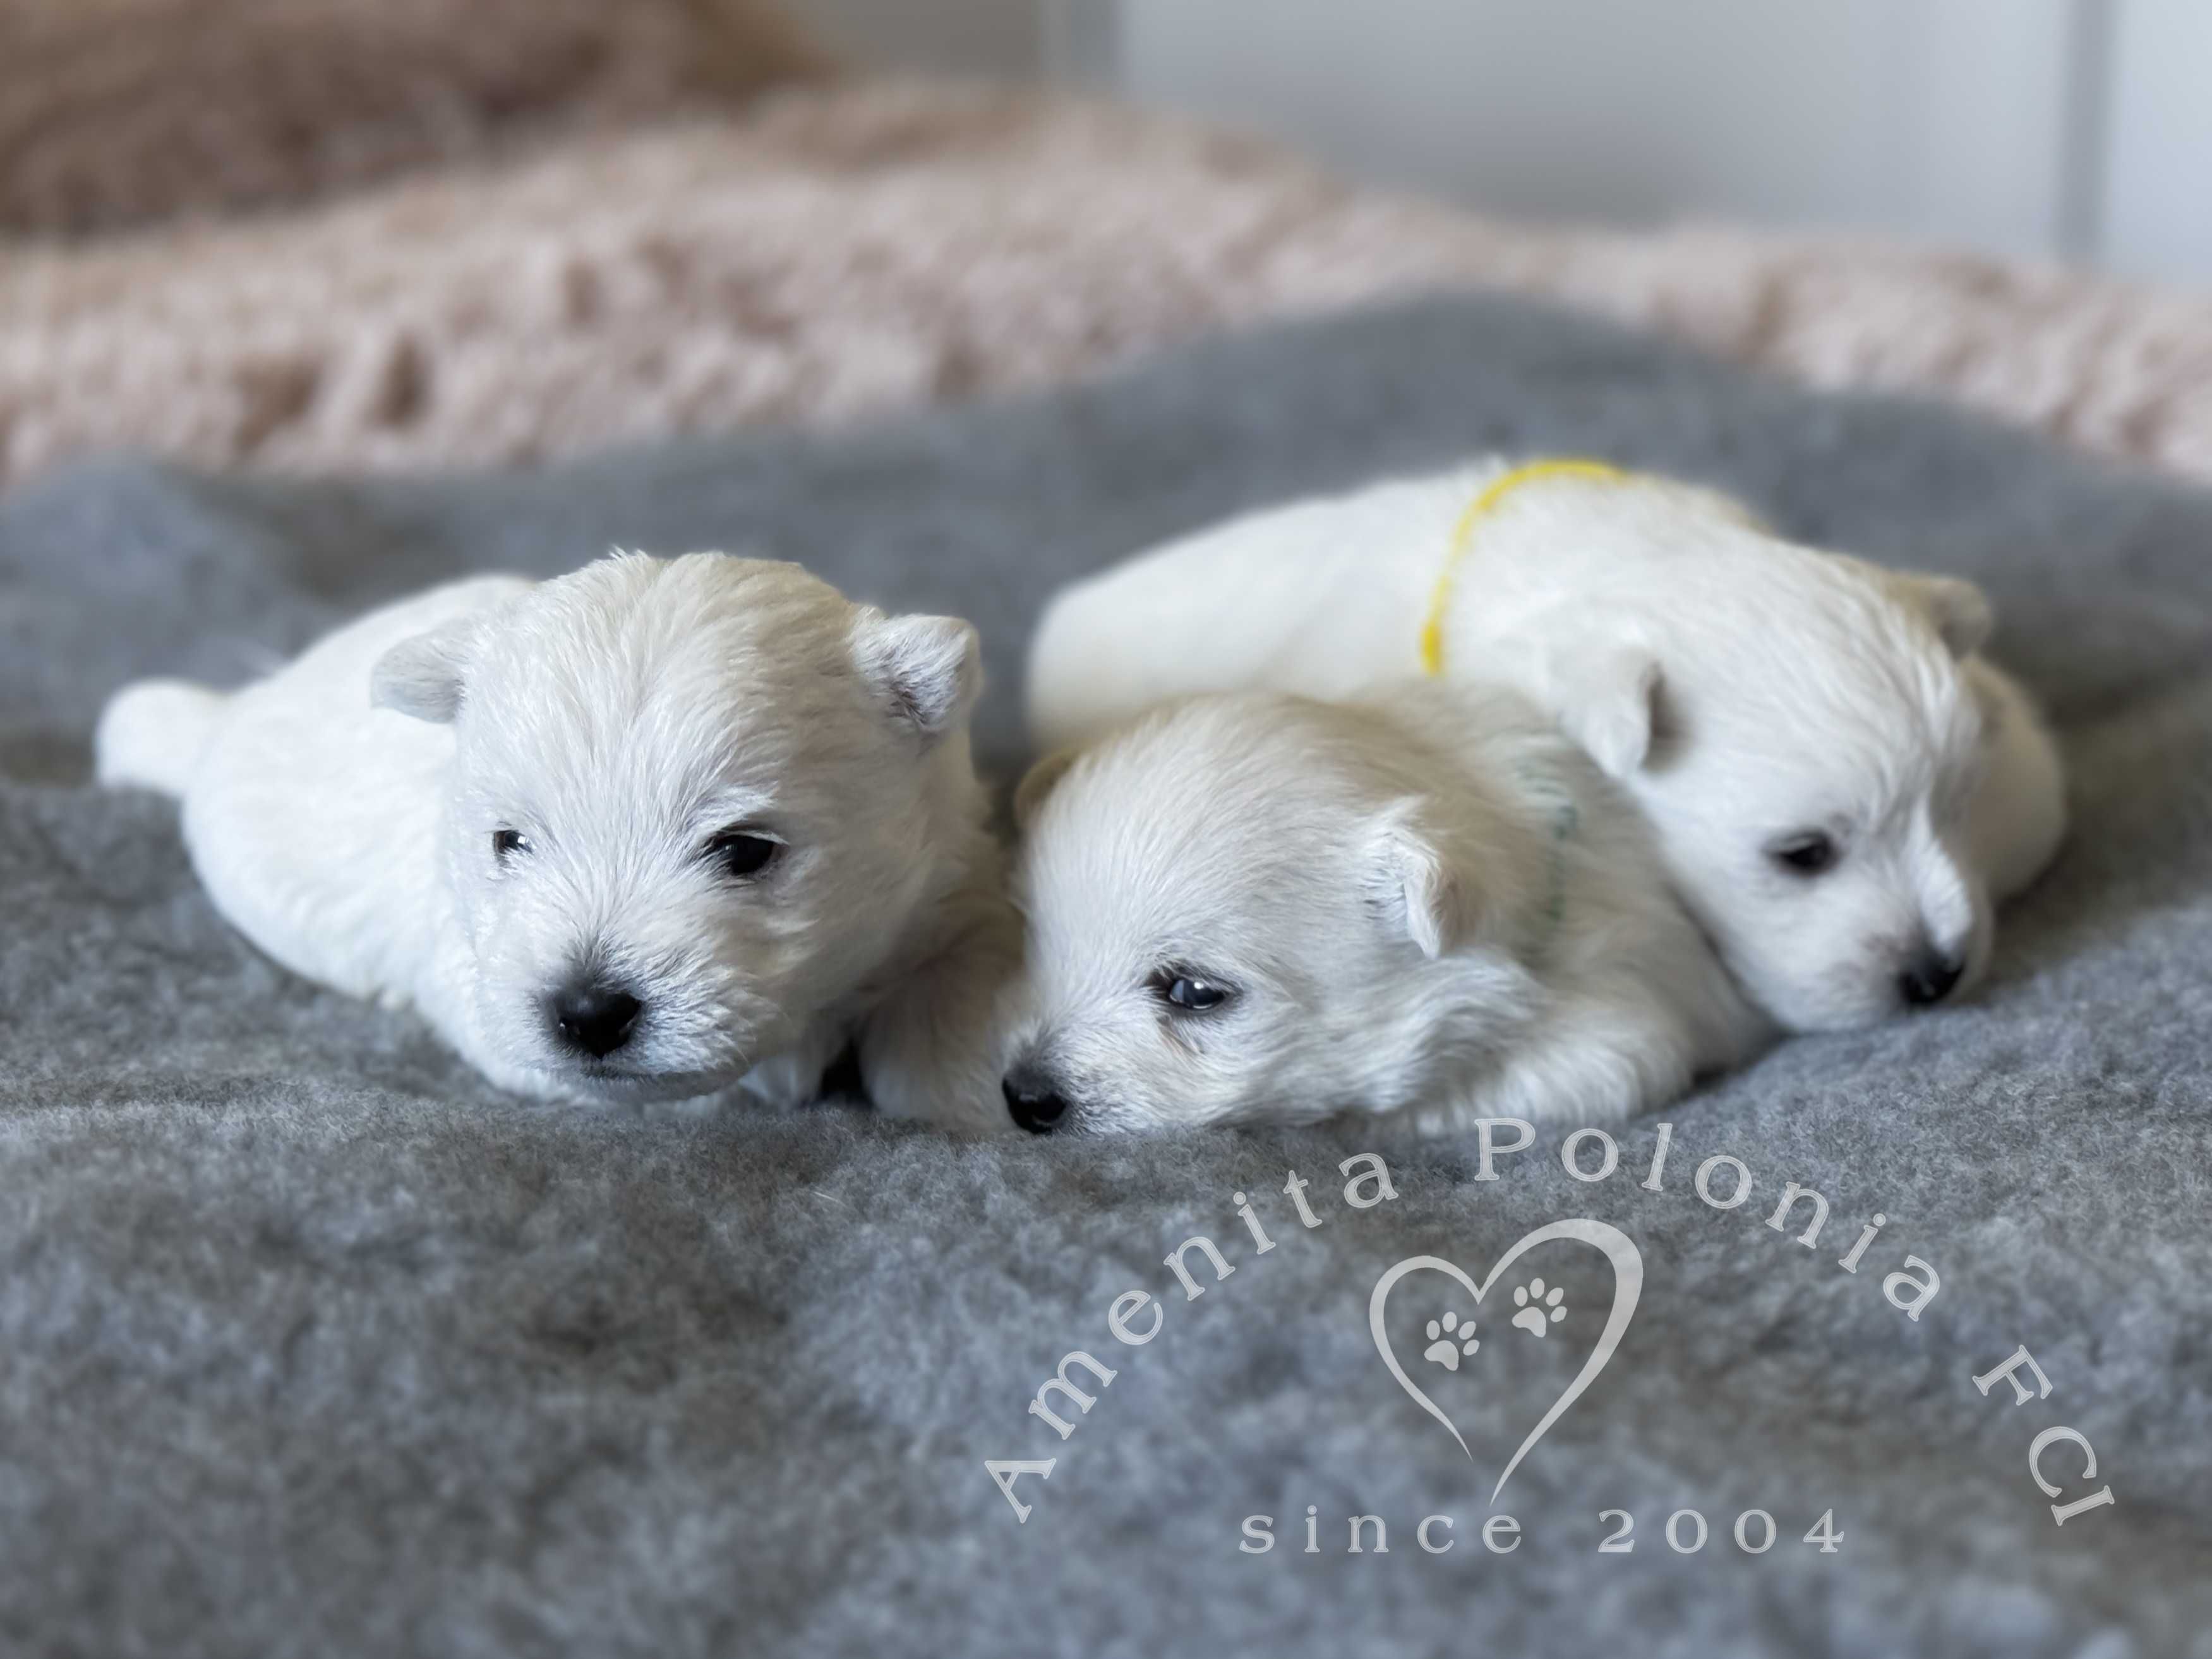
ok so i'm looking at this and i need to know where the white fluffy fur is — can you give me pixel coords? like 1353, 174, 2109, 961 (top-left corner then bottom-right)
1027, 461, 2069, 1032
97, 554, 1011, 1118
1003, 685, 1769, 1134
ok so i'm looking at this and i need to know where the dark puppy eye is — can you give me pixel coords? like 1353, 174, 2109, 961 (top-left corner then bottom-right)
1770, 832, 1838, 877
706, 828, 781, 880
1151, 969, 1233, 1012
492, 829, 531, 860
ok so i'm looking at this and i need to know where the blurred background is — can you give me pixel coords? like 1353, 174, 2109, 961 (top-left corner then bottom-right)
813, 0, 2211, 281
4, 0, 2209, 500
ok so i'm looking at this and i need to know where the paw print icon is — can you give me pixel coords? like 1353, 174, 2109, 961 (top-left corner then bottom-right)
1422, 1310, 1480, 1370
1512, 1278, 1567, 1336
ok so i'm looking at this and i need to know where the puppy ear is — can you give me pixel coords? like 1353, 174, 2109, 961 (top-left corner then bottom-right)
1014, 748, 1080, 831
1368, 799, 1470, 959
853, 609, 983, 747
1892, 572, 1993, 659
370, 617, 477, 723
1540, 637, 1664, 778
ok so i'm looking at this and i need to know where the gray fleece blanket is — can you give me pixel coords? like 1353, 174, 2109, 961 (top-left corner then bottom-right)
4, 296, 2209, 1659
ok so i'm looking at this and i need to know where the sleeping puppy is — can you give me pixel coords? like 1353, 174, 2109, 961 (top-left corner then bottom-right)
97, 553, 1007, 1116
999, 685, 1770, 1134
1026, 459, 2067, 1033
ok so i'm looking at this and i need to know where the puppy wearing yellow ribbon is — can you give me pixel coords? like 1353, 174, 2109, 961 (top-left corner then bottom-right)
1026, 457, 2065, 1037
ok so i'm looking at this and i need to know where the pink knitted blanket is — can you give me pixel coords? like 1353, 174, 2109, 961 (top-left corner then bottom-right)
4, 81, 2206, 492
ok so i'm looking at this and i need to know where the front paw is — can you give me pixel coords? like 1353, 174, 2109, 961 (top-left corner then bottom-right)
738, 1045, 838, 1110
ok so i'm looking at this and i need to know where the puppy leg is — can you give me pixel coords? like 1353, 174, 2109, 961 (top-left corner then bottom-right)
1967, 658, 2068, 904
860, 880, 1025, 1133
735, 1024, 853, 1111
1429, 1003, 1696, 1134
96, 680, 227, 795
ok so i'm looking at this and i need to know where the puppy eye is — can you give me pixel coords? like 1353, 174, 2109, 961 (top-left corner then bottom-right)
1150, 969, 1234, 1012
492, 829, 531, 860
1769, 832, 1839, 877
705, 828, 782, 880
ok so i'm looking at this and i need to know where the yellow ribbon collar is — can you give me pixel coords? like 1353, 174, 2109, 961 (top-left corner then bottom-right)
1417, 458, 1626, 677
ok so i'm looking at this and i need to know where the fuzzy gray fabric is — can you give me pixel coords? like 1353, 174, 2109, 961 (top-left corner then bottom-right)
4, 296, 2209, 1659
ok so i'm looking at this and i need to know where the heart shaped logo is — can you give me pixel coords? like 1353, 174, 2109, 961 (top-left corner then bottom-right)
1369, 1218, 1642, 1500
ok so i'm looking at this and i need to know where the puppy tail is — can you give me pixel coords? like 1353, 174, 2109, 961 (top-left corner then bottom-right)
94, 679, 227, 797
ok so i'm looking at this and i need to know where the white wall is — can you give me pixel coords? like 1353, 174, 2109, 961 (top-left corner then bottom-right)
1093, 0, 2212, 282
2101, 0, 2212, 282
784, 0, 2212, 284
1109, 0, 2077, 257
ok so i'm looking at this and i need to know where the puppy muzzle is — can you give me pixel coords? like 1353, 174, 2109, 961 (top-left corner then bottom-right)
1897, 946, 1966, 1008
1002, 1062, 1073, 1135
548, 978, 644, 1058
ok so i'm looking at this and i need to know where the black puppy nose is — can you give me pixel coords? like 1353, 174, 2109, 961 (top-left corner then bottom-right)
1003, 1074, 1069, 1135
552, 983, 642, 1057
1898, 951, 1964, 1007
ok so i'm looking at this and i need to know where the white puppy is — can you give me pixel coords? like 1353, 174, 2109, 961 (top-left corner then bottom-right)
97, 553, 1008, 1116
1001, 685, 1769, 1134
1027, 460, 2068, 1033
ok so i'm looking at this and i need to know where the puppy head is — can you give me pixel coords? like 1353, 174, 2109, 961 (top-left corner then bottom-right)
1001, 697, 1524, 1135
1534, 551, 1992, 1032
372, 552, 982, 1101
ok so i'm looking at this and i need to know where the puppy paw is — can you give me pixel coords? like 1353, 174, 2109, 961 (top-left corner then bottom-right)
1511, 1278, 1567, 1337
1422, 1310, 1480, 1370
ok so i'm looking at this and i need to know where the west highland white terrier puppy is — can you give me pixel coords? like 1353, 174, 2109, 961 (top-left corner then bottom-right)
1026, 460, 2068, 1033
999, 685, 1770, 1134
97, 553, 1012, 1118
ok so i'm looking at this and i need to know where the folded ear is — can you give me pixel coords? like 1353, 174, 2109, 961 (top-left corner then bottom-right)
1891, 572, 1993, 659
852, 609, 983, 747
370, 616, 478, 723
1368, 799, 1472, 959
1013, 748, 1080, 831
1536, 634, 1665, 779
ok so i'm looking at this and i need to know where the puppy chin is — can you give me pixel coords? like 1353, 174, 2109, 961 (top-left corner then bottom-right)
1050, 1087, 1246, 1137
1761, 990, 1899, 1034
507, 1024, 760, 1106
1055, 1098, 1165, 1135
1750, 955, 1983, 1033
1721, 945, 1889, 1033
531, 1058, 750, 1108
